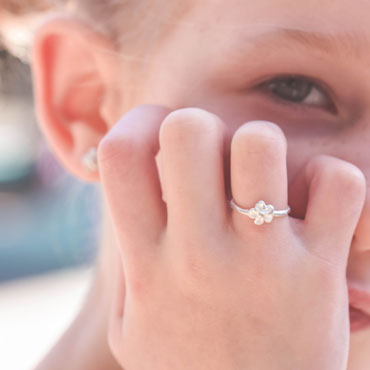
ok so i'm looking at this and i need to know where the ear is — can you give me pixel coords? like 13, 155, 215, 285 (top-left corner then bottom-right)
31, 15, 123, 182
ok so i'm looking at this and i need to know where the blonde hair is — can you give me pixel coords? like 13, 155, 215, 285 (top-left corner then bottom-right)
0, 0, 56, 15
0, 0, 194, 60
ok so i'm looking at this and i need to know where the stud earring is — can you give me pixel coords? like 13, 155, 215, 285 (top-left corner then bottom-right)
82, 147, 99, 172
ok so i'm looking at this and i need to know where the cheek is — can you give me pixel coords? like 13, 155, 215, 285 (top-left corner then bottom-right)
198, 96, 336, 178
200, 102, 345, 220
150, 85, 361, 220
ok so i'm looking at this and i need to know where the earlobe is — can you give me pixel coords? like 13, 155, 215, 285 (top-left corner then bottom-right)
31, 15, 120, 182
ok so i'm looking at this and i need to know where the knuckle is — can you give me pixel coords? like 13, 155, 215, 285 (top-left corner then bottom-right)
338, 165, 366, 194
97, 133, 134, 167
159, 107, 225, 144
232, 120, 287, 154
308, 155, 366, 197
98, 104, 173, 166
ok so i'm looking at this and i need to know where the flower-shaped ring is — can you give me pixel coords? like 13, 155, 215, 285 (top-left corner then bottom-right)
230, 199, 291, 225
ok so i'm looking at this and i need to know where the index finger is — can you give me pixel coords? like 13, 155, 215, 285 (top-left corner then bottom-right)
98, 104, 172, 258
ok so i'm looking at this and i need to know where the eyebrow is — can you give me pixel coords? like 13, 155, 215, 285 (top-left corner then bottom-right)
234, 26, 370, 59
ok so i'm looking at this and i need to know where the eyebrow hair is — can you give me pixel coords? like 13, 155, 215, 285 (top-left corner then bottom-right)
278, 28, 367, 57
244, 27, 369, 59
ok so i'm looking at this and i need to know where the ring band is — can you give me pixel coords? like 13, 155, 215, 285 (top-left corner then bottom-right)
230, 199, 290, 225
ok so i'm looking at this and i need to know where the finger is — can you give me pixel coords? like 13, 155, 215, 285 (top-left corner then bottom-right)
159, 108, 228, 232
230, 121, 290, 236
108, 248, 126, 361
303, 154, 366, 264
286, 164, 310, 221
98, 104, 172, 253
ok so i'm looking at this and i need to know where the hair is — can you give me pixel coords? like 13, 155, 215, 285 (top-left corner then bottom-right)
0, 1, 194, 247
0, 0, 195, 57
0, 0, 55, 15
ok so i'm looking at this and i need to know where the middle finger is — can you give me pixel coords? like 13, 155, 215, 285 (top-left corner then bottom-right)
159, 108, 228, 234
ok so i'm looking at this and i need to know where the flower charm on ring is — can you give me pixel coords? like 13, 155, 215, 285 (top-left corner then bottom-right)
229, 198, 290, 225
249, 200, 275, 225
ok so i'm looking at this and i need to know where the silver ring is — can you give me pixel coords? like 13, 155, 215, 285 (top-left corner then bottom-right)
230, 199, 290, 225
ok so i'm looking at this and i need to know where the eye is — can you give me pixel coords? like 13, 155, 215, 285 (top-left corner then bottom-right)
259, 75, 334, 111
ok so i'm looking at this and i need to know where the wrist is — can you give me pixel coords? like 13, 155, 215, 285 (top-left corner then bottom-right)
34, 209, 122, 370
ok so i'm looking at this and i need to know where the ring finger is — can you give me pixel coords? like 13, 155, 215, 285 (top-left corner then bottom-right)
230, 120, 290, 237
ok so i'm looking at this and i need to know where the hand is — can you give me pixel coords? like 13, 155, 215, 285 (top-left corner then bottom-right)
98, 104, 366, 370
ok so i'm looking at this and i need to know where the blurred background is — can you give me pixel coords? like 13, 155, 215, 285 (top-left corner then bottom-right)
0, 47, 100, 369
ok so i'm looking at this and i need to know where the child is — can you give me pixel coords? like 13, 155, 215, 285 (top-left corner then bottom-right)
4, 0, 370, 369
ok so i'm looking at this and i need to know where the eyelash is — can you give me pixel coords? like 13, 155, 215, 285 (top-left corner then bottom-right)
257, 75, 336, 113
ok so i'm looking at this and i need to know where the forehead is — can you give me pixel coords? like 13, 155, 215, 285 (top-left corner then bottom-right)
187, 0, 370, 34
171, 0, 370, 69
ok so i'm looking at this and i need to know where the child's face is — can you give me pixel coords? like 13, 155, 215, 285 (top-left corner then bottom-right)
125, 1, 370, 366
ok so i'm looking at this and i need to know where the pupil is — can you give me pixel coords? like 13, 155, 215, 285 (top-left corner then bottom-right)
268, 78, 312, 102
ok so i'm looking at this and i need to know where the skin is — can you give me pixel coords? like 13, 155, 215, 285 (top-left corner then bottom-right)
100, 105, 364, 370
30, 0, 370, 369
